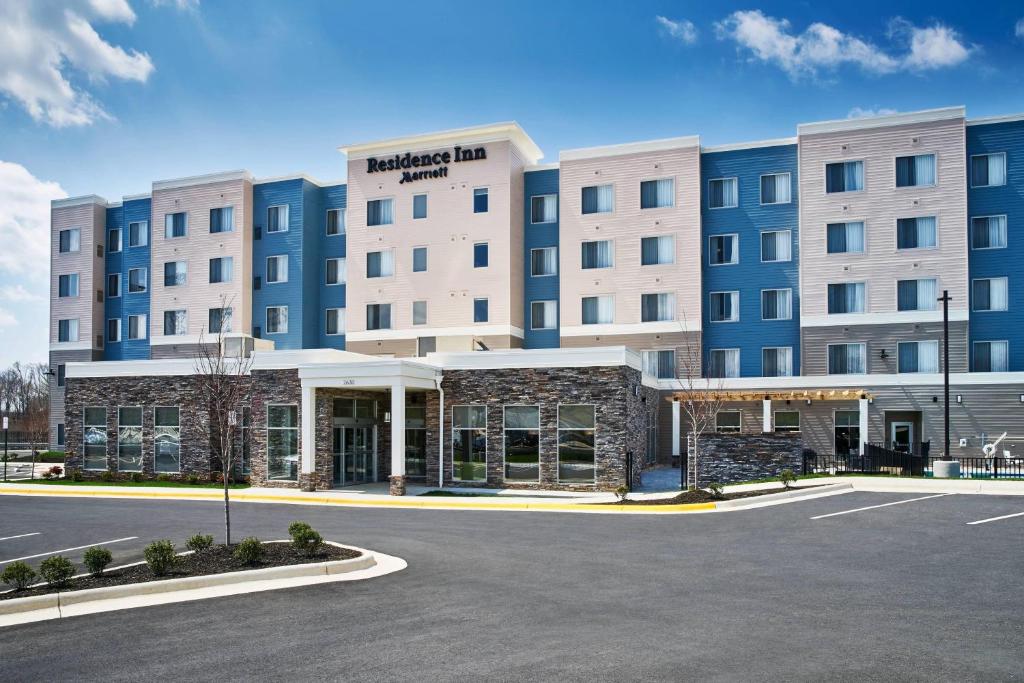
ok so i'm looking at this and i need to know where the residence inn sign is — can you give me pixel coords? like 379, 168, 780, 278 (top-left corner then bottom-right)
366, 145, 488, 184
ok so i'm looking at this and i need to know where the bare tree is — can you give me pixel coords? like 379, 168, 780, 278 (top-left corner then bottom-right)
674, 316, 726, 491
193, 302, 252, 545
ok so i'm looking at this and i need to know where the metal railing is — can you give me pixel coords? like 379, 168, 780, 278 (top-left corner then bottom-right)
803, 443, 1024, 479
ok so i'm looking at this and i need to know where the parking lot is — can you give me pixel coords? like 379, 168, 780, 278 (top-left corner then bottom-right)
1, 489, 1023, 681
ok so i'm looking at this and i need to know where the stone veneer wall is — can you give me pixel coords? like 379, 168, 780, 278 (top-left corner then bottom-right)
249, 368, 302, 489
693, 433, 804, 486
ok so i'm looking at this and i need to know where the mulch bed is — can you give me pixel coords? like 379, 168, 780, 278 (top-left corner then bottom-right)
605, 484, 827, 506
1, 542, 360, 601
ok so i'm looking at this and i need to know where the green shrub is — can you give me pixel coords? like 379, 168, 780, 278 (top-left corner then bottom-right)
1, 561, 36, 591
70, 468, 84, 482
130, 472, 144, 483
185, 534, 214, 552
39, 555, 76, 587
614, 485, 629, 503
187, 474, 200, 485
708, 481, 725, 499
233, 537, 264, 565
288, 521, 323, 557
144, 540, 178, 576
100, 470, 115, 482
779, 468, 797, 489
156, 473, 171, 482
83, 547, 113, 575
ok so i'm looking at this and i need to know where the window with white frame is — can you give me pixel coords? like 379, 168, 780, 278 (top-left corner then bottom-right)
411, 246, 428, 273
127, 314, 146, 340
163, 309, 187, 336
83, 407, 107, 471
973, 277, 1008, 312
825, 160, 864, 193
108, 228, 121, 253
326, 208, 346, 235
715, 410, 741, 433
581, 296, 613, 325
163, 261, 186, 287
709, 291, 739, 322
897, 279, 937, 311
896, 216, 937, 249
367, 198, 393, 226
581, 184, 613, 214
531, 300, 556, 330
209, 257, 233, 284
267, 205, 289, 233
209, 206, 234, 233
760, 173, 792, 204
57, 319, 79, 342
266, 255, 288, 283
473, 188, 489, 213
107, 273, 121, 298
107, 318, 121, 343
640, 178, 674, 209
503, 406, 540, 481
531, 194, 557, 223
827, 282, 865, 314
640, 292, 675, 322
366, 249, 395, 278
971, 216, 1007, 250
154, 407, 181, 473
708, 234, 738, 265
895, 154, 936, 188
128, 221, 147, 247
641, 349, 676, 379
581, 240, 613, 269
413, 194, 427, 220
208, 307, 231, 334
826, 222, 865, 254
266, 306, 288, 334
530, 247, 557, 276
974, 341, 1008, 372
473, 242, 488, 268
640, 235, 674, 265
774, 411, 800, 433
827, 343, 867, 374
366, 303, 391, 330
164, 212, 187, 238
326, 308, 345, 335
761, 289, 792, 320
326, 257, 346, 285
708, 177, 738, 208
128, 267, 147, 293
58, 228, 80, 253
412, 301, 427, 326
762, 347, 793, 377
898, 340, 939, 373
971, 153, 1006, 188
58, 273, 79, 298
117, 406, 143, 472
708, 349, 739, 378
761, 230, 792, 262
558, 404, 596, 482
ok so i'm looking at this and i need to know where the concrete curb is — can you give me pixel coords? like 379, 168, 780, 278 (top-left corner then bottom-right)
714, 483, 854, 510
0, 542, 404, 628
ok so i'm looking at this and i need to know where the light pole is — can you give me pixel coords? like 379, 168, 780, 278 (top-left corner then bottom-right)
934, 290, 960, 478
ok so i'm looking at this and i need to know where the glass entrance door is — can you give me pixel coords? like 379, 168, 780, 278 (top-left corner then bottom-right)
333, 426, 376, 486
891, 422, 914, 453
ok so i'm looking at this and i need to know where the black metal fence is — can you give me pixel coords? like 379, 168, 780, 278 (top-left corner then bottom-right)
803, 443, 1024, 479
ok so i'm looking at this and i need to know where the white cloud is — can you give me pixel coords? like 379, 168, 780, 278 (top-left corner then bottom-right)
0, 1, 154, 127
848, 107, 898, 119
657, 16, 698, 45
714, 10, 971, 79
0, 284, 45, 302
149, 0, 200, 10
0, 161, 67, 277
0, 307, 16, 328
1015, 18, 1024, 39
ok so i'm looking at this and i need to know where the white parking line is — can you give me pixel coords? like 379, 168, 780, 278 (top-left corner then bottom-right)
966, 511, 1024, 526
0, 537, 138, 565
0, 532, 40, 542
811, 493, 954, 520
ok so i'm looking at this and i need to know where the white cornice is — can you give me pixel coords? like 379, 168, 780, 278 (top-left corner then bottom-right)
798, 106, 965, 136
52, 195, 108, 209
658, 371, 1024, 392
560, 321, 701, 337
152, 170, 253, 192
966, 113, 1024, 127
525, 162, 559, 172
122, 192, 151, 201
560, 135, 700, 162
701, 137, 798, 154
339, 122, 544, 166
420, 346, 642, 373
253, 173, 329, 187
67, 358, 201, 378
345, 325, 524, 343
801, 310, 969, 328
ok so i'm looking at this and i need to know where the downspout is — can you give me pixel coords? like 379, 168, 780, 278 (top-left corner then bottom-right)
437, 375, 444, 489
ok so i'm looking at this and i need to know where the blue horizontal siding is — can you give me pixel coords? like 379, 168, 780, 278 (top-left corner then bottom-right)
523, 169, 560, 348
105, 198, 151, 360
252, 179, 307, 350
318, 183, 347, 349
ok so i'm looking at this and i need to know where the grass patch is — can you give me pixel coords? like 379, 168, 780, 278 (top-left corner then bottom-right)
0, 479, 250, 489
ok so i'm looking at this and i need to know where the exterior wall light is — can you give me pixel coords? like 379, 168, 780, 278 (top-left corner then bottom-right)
956, 395, 962, 404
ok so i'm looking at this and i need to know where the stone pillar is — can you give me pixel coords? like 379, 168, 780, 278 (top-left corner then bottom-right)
762, 399, 772, 433
300, 385, 316, 491
858, 397, 869, 455
390, 382, 406, 495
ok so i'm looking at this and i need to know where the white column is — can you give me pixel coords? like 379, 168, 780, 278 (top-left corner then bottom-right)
300, 385, 315, 475
858, 397, 869, 455
671, 401, 681, 457
762, 399, 772, 433
391, 382, 406, 478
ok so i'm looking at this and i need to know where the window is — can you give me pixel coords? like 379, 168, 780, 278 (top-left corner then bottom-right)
709, 291, 739, 322
58, 273, 79, 298
530, 247, 557, 276
708, 234, 738, 265
760, 173, 792, 204
641, 235, 674, 265
412, 247, 428, 273
640, 178, 674, 209
108, 228, 121, 253
716, 411, 741, 433
366, 303, 391, 330
581, 240, 613, 269
581, 296, 613, 325
128, 221, 148, 247
762, 347, 793, 377
366, 198, 393, 226
117, 406, 143, 472
708, 349, 740, 378
582, 184, 614, 214
896, 216, 937, 249
164, 310, 187, 336
642, 350, 676, 379
267, 405, 299, 481
57, 423, 65, 446
559, 404, 596, 482
107, 273, 121, 298
405, 397, 427, 478
326, 308, 345, 335
826, 222, 865, 254
83, 407, 107, 470
326, 257, 346, 285
827, 283, 865, 314
761, 289, 792, 320
473, 242, 488, 268
531, 194, 557, 223
531, 300, 556, 330
971, 216, 1007, 250
971, 152, 1006, 188
973, 277, 1008, 312
774, 411, 800, 433
208, 307, 232, 334
366, 250, 395, 278
760, 230, 792, 262
708, 178, 738, 208
897, 279, 937, 312
240, 407, 252, 475
164, 212, 187, 238
413, 194, 427, 219
417, 337, 436, 357
827, 343, 866, 375
974, 341, 1009, 372
266, 255, 288, 283
834, 410, 860, 457
163, 261, 186, 287
641, 293, 675, 322
898, 341, 939, 373
895, 154, 936, 188
267, 205, 289, 233
127, 314, 146, 340
107, 319, 121, 343
453, 406, 486, 482
209, 257, 233, 284
504, 406, 539, 481
266, 306, 288, 334
154, 407, 181, 473
473, 298, 488, 323
326, 208, 346, 235
58, 228, 80, 253
473, 188, 489, 213
57, 319, 79, 342
825, 160, 864, 193
412, 301, 427, 326
209, 206, 234, 233
56, 364, 66, 387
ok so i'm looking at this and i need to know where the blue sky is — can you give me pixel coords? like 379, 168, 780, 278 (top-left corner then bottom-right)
0, 0, 1022, 367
